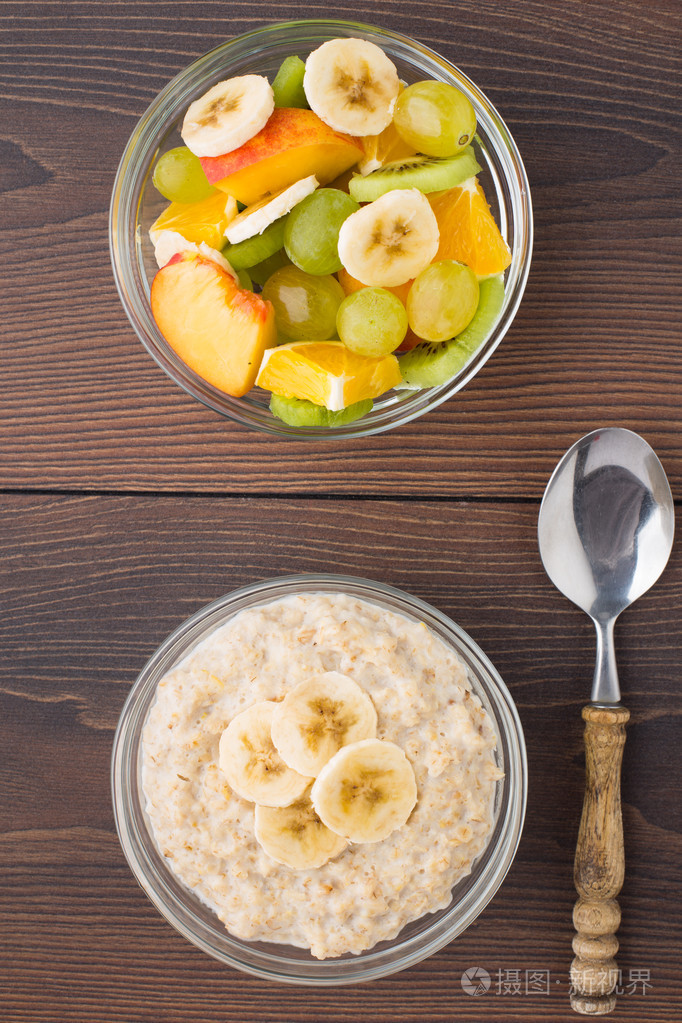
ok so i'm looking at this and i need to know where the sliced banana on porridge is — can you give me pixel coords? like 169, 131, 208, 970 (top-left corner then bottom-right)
311, 738, 417, 843
142, 593, 502, 959
219, 700, 311, 807
271, 672, 378, 777
254, 787, 348, 870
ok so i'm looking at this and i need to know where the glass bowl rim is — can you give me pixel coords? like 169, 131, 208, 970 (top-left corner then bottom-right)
109, 18, 533, 440
111, 571, 527, 984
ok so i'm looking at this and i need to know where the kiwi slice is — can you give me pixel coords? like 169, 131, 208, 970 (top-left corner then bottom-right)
272, 55, 309, 109
270, 394, 373, 428
398, 276, 505, 389
222, 217, 287, 270
348, 147, 481, 202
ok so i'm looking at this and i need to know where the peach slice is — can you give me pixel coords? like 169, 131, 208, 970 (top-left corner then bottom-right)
150, 252, 277, 397
200, 108, 363, 206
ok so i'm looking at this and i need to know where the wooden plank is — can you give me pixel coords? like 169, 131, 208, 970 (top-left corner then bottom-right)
1, 494, 680, 1020
1, 0, 681, 495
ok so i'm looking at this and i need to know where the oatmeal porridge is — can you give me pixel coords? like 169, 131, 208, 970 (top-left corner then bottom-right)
141, 592, 503, 959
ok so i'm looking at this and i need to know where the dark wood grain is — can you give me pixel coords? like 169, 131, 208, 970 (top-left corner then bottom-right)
1, 495, 680, 1021
1, 0, 681, 495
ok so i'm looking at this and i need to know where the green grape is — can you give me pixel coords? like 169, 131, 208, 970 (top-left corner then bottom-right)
406, 261, 479, 342
262, 266, 345, 340
336, 288, 408, 356
284, 189, 359, 275
272, 55, 309, 109
152, 147, 216, 203
248, 249, 292, 287
236, 268, 253, 291
223, 217, 287, 270
393, 81, 477, 159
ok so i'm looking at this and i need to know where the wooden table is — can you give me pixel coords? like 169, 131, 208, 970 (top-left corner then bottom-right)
2, 1, 680, 1020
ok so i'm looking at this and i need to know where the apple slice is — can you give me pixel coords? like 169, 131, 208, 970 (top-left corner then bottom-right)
150, 252, 277, 397
200, 108, 363, 206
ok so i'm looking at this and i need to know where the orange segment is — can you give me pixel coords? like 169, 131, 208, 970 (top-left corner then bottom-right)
430, 179, 511, 276
359, 121, 416, 173
357, 82, 415, 173
256, 341, 402, 411
150, 192, 238, 249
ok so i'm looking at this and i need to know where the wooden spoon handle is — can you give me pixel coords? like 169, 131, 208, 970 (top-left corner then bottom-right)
570, 704, 629, 1015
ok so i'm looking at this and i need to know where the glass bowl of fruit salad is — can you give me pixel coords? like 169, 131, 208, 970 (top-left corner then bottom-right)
112, 573, 527, 983
110, 19, 532, 437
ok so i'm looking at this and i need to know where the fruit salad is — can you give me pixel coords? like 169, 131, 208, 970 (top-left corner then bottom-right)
148, 37, 512, 428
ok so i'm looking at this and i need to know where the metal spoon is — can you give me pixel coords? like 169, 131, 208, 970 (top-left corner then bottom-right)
538, 428, 674, 1016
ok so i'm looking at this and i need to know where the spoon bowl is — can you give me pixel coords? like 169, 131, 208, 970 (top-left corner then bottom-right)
538, 427, 674, 703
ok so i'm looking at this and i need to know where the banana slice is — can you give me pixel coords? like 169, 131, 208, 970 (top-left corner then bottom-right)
218, 701, 311, 807
311, 738, 417, 843
254, 787, 347, 869
271, 672, 377, 777
181, 75, 275, 158
337, 188, 439, 287
303, 38, 400, 136
152, 229, 239, 279
224, 175, 319, 244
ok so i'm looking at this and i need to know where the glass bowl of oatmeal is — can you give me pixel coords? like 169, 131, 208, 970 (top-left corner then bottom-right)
109, 19, 532, 438
111, 574, 526, 984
